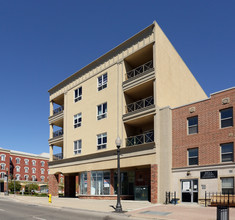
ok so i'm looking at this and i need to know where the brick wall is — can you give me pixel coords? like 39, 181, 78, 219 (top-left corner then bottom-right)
48, 174, 59, 196
150, 164, 158, 203
172, 88, 235, 168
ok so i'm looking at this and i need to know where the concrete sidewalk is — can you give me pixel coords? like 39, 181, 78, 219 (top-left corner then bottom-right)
2, 194, 235, 220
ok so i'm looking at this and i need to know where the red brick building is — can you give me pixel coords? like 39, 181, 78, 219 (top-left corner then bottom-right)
172, 87, 235, 203
0, 148, 51, 193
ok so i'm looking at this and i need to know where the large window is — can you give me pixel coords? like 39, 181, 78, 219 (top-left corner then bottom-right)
0, 164, 5, 170
97, 103, 107, 120
221, 143, 233, 162
220, 108, 233, 128
80, 172, 87, 195
32, 175, 36, 181
32, 168, 36, 174
97, 133, 107, 150
74, 113, 82, 128
24, 175, 29, 181
16, 158, 20, 164
91, 171, 110, 195
16, 166, 20, 172
188, 148, 198, 165
97, 73, 107, 91
32, 160, 36, 166
24, 167, 29, 173
221, 177, 234, 194
1, 155, 5, 161
114, 171, 134, 195
74, 140, 82, 155
41, 161, 45, 167
188, 116, 198, 134
16, 174, 20, 181
41, 168, 45, 174
74, 87, 82, 102
24, 159, 29, 165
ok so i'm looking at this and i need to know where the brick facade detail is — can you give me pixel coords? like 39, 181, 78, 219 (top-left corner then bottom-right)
172, 88, 235, 168
150, 164, 158, 203
48, 174, 59, 196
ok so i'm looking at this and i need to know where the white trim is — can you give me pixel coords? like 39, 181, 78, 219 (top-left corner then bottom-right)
0, 154, 6, 161
74, 113, 82, 128
97, 102, 107, 120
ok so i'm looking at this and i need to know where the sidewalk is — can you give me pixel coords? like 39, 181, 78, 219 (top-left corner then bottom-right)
2, 194, 235, 220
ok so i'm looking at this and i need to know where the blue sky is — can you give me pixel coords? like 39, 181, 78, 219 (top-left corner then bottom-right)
0, 1, 234, 154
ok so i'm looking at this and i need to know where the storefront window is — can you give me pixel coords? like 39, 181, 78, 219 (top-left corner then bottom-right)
91, 171, 110, 195
80, 172, 87, 195
114, 171, 134, 195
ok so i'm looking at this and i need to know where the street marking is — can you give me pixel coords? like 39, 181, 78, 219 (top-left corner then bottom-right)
33, 217, 47, 220
0, 209, 5, 211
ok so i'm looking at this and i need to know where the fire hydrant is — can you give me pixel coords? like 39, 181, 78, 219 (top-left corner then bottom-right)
48, 194, 52, 203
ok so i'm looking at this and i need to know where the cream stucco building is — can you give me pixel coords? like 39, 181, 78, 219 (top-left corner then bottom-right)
48, 21, 207, 203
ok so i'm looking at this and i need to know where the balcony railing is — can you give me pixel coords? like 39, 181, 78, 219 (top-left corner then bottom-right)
53, 106, 64, 115
126, 60, 153, 80
53, 129, 63, 138
126, 130, 154, 147
126, 96, 154, 113
53, 153, 63, 160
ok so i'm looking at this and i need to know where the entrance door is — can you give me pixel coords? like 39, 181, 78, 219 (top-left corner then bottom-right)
181, 179, 198, 203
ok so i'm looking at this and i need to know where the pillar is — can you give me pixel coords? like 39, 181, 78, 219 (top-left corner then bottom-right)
151, 164, 158, 203
48, 174, 59, 196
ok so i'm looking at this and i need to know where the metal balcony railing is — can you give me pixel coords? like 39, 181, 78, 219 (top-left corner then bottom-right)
53, 129, 63, 138
53, 153, 63, 160
126, 96, 154, 113
53, 106, 64, 115
126, 130, 154, 147
126, 60, 153, 80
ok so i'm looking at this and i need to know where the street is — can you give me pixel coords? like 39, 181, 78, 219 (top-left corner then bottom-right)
0, 197, 133, 220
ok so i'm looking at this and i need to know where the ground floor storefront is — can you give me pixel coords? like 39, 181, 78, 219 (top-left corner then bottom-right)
49, 165, 158, 203
172, 164, 235, 204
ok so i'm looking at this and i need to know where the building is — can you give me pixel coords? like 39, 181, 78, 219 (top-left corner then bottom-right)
0, 148, 50, 192
48, 21, 208, 203
172, 87, 235, 204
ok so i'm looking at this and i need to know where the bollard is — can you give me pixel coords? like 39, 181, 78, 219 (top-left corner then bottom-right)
48, 194, 52, 203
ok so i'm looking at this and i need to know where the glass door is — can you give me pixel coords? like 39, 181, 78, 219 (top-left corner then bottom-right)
181, 179, 198, 203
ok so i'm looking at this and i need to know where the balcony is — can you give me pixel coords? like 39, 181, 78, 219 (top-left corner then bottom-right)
53, 153, 63, 160
53, 129, 63, 138
123, 60, 155, 91
53, 106, 64, 115
126, 96, 154, 113
126, 130, 154, 147
126, 60, 153, 80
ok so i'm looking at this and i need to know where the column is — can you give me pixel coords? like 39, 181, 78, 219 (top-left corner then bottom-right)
48, 174, 59, 196
150, 164, 158, 203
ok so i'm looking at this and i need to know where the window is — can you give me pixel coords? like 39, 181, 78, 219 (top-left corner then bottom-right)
32, 160, 36, 166
97, 73, 107, 91
221, 108, 233, 128
97, 133, 107, 150
32, 168, 36, 174
41, 161, 45, 167
80, 172, 87, 195
97, 103, 107, 120
41, 176, 45, 182
74, 113, 82, 128
24, 175, 29, 181
16, 174, 20, 181
221, 143, 233, 162
114, 171, 135, 195
24, 159, 29, 165
1, 155, 5, 161
32, 175, 36, 181
24, 167, 29, 173
221, 177, 234, 194
1, 164, 5, 170
0, 173, 5, 178
16, 166, 20, 172
41, 168, 45, 174
74, 87, 82, 102
16, 158, 20, 164
188, 116, 198, 134
60, 177, 64, 184
188, 148, 198, 165
91, 171, 110, 195
74, 140, 82, 155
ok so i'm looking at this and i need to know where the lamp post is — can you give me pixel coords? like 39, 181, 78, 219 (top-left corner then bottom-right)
115, 137, 122, 212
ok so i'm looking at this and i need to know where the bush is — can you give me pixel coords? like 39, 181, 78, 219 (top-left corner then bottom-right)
8, 181, 21, 192
25, 183, 39, 193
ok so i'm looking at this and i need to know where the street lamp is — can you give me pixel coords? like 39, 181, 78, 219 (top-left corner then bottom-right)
115, 136, 122, 212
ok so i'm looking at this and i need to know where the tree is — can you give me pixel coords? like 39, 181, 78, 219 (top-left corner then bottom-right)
8, 181, 21, 192
25, 183, 39, 193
